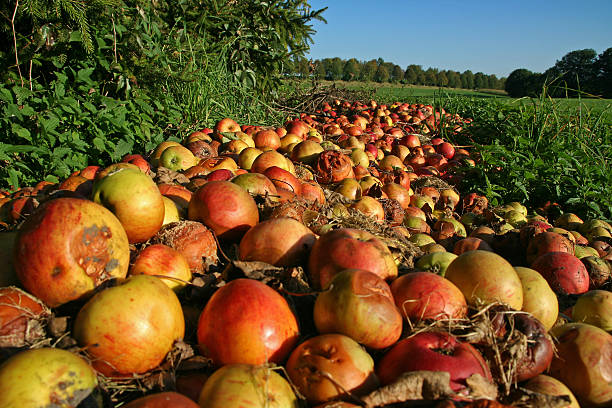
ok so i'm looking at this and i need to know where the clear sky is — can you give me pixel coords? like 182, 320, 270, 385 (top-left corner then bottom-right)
305, 0, 612, 78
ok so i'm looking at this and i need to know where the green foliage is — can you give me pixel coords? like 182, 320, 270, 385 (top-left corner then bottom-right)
453, 89, 612, 220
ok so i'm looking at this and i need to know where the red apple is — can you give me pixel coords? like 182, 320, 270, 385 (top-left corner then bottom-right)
197, 278, 299, 366
263, 166, 302, 195
377, 331, 491, 394
188, 181, 259, 242
531, 252, 589, 295
313, 269, 402, 349
231, 172, 278, 197
129, 244, 192, 291
308, 228, 398, 290
391, 271, 468, 322
238, 217, 316, 267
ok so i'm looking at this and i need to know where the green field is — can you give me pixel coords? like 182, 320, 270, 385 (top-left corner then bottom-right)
313, 80, 612, 123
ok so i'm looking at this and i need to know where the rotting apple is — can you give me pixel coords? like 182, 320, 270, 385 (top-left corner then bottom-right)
14, 197, 130, 307
285, 333, 378, 404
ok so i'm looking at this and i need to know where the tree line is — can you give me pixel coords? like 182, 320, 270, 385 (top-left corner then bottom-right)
283, 57, 506, 90
505, 48, 612, 98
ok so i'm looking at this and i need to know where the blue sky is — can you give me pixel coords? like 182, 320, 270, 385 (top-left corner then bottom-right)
305, 0, 612, 78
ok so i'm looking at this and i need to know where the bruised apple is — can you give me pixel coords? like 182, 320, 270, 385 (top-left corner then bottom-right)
14, 197, 129, 307
0, 286, 50, 347
524, 375, 580, 408
197, 278, 299, 366
572, 290, 612, 332
92, 167, 165, 243
198, 364, 298, 408
531, 252, 589, 295
188, 181, 259, 241
391, 271, 467, 322
549, 323, 612, 407
308, 228, 398, 289
0, 348, 98, 408
285, 333, 378, 404
238, 217, 316, 267
376, 331, 491, 393
73, 275, 185, 376
444, 250, 523, 310
313, 269, 402, 349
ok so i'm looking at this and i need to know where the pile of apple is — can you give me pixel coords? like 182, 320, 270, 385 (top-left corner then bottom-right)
0, 99, 611, 408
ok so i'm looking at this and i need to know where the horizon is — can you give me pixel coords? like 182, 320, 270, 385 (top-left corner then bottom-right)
305, 0, 612, 78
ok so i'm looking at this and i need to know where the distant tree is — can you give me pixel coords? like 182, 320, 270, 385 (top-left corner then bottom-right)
404, 65, 421, 84
474, 72, 486, 89
391, 65, 404, 83
326, 57, 344, 81
594, 47, 612, 98
416, 71, 426, 85
546, 49, 598, 96
487, 74, 499, 89
505, 68, 544, 97
314, 60, 326, 80
360, 59, 378, 82
437, 71, 449, 87
447, 70, 461, 88
377, 57, 385, 66
424, 68, 438, 86
461, 70, 474, 89
343, 58, 361, 81
374, 65, 390, 83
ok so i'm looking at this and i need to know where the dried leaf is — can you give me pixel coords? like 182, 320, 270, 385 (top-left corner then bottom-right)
506, 387, 572, 408
362, 371, 454, 407
465, 374, 498, 401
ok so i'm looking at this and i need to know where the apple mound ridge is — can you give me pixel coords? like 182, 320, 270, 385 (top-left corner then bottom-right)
1, 98, 611, 408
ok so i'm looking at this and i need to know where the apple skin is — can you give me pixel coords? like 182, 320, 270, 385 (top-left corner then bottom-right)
250, 150, 292, 174
150, 141, 182, 167
549, 323, 612, 407
188, 181, 259, 242
285, 333, 378, 404
121, 153, 151, 174
14, 197, 130, 308
308, 228, 398, 290
197, 278, 299, 366
239, 217, 316, 267
514, 267, 558, 331
263, 166, 302, 195
531, 252, 589, 295
214, 117, 241, 133
197, 364, 298, 408
414, 251, 458, 276
391, 271, 468, 322
376, 331, 492, 392
572, 290, 612, 332
313, 269, 402, 349
0, 286, 50, 347
92, 167, 165, 243
73, 275, 185, 377
122, 392, 199, 408
524, 375, 580, 408
526, 231, 574, 265
0, 347, 98, 408
231, 172, 278, 197
129, 244, 192, 291
444, 250, 524, 311
290, 140, 324, 164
